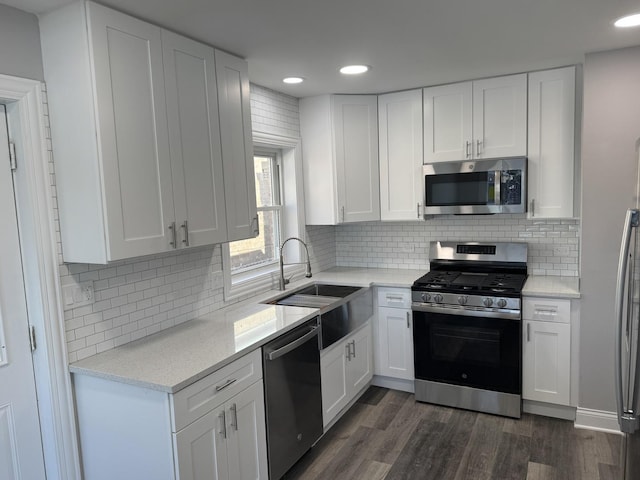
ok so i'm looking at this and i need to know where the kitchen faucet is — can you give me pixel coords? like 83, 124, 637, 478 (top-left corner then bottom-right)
279, 237, 312, 290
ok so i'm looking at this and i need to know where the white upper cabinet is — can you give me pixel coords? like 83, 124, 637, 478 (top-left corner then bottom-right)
162, 30, 228, 247
527, 66, 576, 219
300, 95, 380, 225
40, 2, 256, 263
424, 74, 527, 163
215, 51, 258, 241
378, 90, 424, 221
41, 1, 174, 263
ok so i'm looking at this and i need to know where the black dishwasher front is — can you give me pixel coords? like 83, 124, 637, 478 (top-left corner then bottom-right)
262, 317, 323, 480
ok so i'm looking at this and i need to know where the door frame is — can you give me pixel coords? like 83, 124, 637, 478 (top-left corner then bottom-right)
0, 74, 81, 479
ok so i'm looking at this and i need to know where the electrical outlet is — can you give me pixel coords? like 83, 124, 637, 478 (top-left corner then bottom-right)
62, 281, 95, 310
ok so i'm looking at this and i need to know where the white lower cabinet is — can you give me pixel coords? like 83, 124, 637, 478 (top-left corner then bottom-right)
73, 349, 267, 480
375, 287, 414, 381
522, 297, 572, 406
320, 322, 373, 428
175, 381, 267, 480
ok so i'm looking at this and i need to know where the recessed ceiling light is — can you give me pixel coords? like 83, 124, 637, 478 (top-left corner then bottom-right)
614, 13, 640, 27
283, 77, 304, 84
339, 65, 370, 75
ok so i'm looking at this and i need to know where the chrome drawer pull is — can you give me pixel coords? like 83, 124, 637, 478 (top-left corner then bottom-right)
230, 404, 238, 431
219, 411, 227, 438
215, 378, 237, 392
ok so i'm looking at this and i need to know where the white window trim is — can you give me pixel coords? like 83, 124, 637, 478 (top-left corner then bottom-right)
222, 132, 306, 301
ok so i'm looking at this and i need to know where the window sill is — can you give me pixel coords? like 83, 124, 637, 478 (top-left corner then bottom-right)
224, 264, 304, 302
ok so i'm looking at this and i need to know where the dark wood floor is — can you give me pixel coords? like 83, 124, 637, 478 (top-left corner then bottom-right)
285, 387, 623, 480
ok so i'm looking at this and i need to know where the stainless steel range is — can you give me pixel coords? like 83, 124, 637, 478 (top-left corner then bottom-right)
411, 241, 528, 418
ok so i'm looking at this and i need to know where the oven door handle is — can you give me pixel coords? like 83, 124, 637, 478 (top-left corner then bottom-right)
411, 303, 521, 321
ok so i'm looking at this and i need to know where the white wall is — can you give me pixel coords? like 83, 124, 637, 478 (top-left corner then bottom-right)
580, 45, 640, 412
0, 4, 44, 81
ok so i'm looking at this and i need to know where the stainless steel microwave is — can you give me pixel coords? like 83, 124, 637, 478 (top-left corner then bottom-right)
423, 157, 527, 215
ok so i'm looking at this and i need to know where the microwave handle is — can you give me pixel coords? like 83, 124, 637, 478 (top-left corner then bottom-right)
493, 170, 501, 205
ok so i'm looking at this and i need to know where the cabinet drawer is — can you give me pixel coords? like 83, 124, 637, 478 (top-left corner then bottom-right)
523, 297, 570, 323
377, 287, 412, 309
172, 349, 262, 432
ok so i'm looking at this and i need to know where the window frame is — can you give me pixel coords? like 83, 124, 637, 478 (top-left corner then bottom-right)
222, 132, 306, 301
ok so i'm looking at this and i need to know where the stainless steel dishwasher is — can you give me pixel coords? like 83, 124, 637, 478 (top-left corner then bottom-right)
262, 317, 323, 480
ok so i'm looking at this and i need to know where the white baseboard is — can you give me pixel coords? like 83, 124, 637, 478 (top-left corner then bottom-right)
371, 375, 414, 393
523, 400, 576, 421
574, 408, 621, 434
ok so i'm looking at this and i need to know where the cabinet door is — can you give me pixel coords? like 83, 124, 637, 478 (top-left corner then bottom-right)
528, 67, 576, 219
347, 323, 373, 394
523, 320, 571, 405
174, 403, 229, 480
162, 30, 228, 247
472, 74, 527, 159
215, 50, 258, 241
378, 90, 424, 220
423, 82, 472, 163
332, 95, 380, 223
225, 382, 268, 480
320, 340, 349, 427
377, 307, 414, 380
88, 2, 175, 260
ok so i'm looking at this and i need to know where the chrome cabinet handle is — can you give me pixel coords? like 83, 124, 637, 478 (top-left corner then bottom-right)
406, 311, 410, 329
465, 141, 471, 158
476, 139, 483, 156
250, 215, 259, 236
417, 203, 421, 218
181, 220, 189, 246
526, 322, 530, 342
219, 410, 227, 438
341, 206, 345, 223
530, 199, 535, 217
215, 378, 237, 392
168, 222, 177, 248
345, 343, 351, 361
230, 404, 238, 431
351, 340, 356, 358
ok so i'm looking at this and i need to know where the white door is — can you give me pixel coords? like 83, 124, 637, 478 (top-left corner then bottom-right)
333, 95, 380, 223
174, 403, 229, 480
162, 30, 228, 247
522, 320, 571, 405
378, 307, 414, 380
347, 323, 373, 394
320, 341, 349, 427
423, 82, 473, 163
378, 90, 424, 221
0, 106, 46, 479
215, 50, 257, 242
472, 74, 527, 159
225, 382, 268, 480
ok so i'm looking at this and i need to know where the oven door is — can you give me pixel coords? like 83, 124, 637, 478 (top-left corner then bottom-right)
412, 305, 521, 395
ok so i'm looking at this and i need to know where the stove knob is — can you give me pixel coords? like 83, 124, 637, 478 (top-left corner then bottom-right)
497, 298, 508, 308
483, 297, 494, 307
421, 292, 431, 302
434, 294, 443, 304
457, 295, 468, 305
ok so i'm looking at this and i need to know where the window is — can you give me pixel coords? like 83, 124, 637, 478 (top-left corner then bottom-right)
229, 151, 282, 273
222, 133, 305, 300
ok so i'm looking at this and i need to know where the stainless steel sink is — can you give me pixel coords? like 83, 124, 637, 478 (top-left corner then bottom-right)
263, 283, 373, 349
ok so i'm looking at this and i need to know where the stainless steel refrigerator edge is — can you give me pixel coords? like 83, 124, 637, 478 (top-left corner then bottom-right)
616, 201, 640, 478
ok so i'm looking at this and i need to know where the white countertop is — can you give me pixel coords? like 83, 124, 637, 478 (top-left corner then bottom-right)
522, 275, 580, 299
70, 267, 424, 393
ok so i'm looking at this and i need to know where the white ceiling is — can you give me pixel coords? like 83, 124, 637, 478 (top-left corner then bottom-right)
6, 0, 640, 97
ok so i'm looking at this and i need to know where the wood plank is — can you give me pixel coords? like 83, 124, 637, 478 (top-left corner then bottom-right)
491, 432, 531, 479
352, 460, 392, 480
357, 386, 388, 406
503, 413, 534, 437
526, 461, 556, 480
598, 462, 623, 480
454, 413, 505, 478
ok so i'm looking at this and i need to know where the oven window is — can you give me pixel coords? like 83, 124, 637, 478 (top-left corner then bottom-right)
430, 325, 501, 367
425, 171, 494, 206
413, 310, 521, 394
